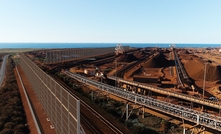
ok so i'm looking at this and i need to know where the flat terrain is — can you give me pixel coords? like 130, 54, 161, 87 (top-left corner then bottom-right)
0, 48, 42, 53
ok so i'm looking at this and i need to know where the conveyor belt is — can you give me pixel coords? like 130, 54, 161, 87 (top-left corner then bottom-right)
65, 71, 221, 132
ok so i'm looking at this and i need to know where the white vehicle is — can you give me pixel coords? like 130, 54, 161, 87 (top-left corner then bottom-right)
208, 97, 218, 101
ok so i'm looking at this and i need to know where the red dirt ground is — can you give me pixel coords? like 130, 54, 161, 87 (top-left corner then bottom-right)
114, 53, 138, 62
14, 66, 56, 134
14, 68, 37, 134
182, 55, 221, 82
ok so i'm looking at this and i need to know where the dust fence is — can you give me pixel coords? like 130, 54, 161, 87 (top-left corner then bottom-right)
20, 54, 83, 134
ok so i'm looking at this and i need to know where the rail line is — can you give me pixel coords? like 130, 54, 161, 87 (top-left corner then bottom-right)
52, 76, 101, 134
53, 75, 123, 134
64, 71, 221, 132
80, 113, 101, 134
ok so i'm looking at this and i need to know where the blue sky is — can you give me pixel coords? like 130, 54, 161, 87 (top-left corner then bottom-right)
0, 0, 221, 43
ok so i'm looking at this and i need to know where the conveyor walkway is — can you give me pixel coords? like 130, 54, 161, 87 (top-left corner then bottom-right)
65, 71, 221, 132
107, 76, 221, 109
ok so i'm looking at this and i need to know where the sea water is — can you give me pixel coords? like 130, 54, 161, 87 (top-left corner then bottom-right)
0, 43, 220, 49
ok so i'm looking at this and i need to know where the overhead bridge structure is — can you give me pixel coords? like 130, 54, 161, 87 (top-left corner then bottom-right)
20, 54, 85, 134
107, 76, 221, 110
64, 71, 221, 132
45, 46, 129, 64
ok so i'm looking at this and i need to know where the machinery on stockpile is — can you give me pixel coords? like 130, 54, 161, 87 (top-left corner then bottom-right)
115, 44, 125, 55
114, 45, 153, 79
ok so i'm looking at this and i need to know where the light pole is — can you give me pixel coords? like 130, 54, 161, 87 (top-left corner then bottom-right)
203, 62, 208, 99
115, 60, 117, 87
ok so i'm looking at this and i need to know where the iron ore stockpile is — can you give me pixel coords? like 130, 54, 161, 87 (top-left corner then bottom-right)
25, 46, 221, 133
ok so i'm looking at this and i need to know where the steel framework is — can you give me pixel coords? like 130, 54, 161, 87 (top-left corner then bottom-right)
64, 71, 221, 132
174, 49, 190, 86
20, 54, 84, 134
45, 46, 129, 64
107, 76, 221, 109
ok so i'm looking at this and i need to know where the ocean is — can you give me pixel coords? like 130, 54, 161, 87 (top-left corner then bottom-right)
0, 43, 221, 49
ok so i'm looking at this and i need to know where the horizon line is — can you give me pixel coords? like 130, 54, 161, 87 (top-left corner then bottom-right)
0, 42, 221, 44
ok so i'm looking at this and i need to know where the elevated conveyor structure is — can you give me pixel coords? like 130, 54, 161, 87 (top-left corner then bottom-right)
107, 76, 221, 109
174, 49, 183, 86
173, 49, 191, 86
64, 71, 221, 132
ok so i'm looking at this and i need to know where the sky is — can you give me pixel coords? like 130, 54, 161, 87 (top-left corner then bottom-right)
0, 0, 221, 43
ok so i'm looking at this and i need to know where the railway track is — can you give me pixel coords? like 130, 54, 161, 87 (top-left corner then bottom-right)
52, 76, 124, 134
80, 113, 101, 134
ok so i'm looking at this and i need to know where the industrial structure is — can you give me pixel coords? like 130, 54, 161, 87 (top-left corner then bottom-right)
45, 46, 129, 64
115, 44, 125, 55
20, 54, 85, 134
64, 71, 221, 132
18, 44, 221, 133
